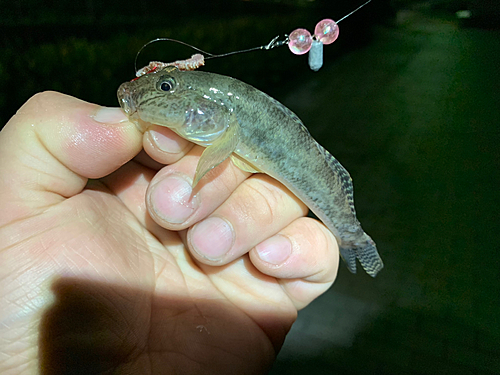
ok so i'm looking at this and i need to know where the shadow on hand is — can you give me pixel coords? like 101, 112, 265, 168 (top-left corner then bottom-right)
39, 277, 284, 374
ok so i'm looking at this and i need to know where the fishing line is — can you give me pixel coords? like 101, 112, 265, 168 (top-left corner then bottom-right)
134, 0, 372, 74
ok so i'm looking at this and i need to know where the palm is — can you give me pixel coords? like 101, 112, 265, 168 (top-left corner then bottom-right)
29, 160, 294, 374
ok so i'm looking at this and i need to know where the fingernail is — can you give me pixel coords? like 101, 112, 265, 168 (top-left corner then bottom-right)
190, 217, 234, 260
150, 174, 198, 224
93, 107, 128, 124
256, 235, 292, 265
148, 129, 184, 153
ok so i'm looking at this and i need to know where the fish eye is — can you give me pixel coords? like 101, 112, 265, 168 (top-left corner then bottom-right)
157, 77, 176, 92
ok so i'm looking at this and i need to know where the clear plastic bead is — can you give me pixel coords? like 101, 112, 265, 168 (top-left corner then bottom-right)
288, 28, 313, 55
314, 19, 339, 45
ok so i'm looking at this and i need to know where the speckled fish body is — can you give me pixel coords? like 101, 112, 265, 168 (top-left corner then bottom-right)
117, 67, 383, 276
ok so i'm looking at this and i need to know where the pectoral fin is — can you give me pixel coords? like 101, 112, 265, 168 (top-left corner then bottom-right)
193, 114, 240, 187
230, 154, 262, 174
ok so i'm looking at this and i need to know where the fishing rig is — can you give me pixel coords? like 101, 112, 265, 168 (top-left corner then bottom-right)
134, 0, 373, 76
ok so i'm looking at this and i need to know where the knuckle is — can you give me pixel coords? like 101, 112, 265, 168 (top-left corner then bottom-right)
239, 178, 283, 225
218, 161, 244, 193
297, 218, 338, 258
29, 91, 65, 108
293, 219, 338, 282
16, 91, 63, 118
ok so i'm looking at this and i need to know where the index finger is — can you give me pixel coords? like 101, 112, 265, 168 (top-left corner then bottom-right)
0, 92, 143, 225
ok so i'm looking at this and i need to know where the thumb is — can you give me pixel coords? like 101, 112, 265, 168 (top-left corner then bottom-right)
0, 91, 143, 226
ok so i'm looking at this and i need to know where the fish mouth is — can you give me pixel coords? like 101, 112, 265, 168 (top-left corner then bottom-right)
117, 83, 136, 116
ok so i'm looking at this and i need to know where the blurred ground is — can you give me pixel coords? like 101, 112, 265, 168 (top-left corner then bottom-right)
270, 8, 499, 375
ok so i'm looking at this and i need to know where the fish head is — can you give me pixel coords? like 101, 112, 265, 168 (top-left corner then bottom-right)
117, 67, 229, 145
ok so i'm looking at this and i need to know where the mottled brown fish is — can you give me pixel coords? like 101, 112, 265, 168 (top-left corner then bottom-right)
117, 66, 383, 276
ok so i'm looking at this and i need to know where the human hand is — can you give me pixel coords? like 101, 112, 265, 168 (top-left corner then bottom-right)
0, 92, 339, 374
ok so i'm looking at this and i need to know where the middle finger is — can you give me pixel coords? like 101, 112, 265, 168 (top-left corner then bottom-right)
187, 174, 308, 265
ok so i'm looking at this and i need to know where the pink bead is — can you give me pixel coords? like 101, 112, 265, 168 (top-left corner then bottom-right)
288, 28, 313, 55
314, 19, 339, 45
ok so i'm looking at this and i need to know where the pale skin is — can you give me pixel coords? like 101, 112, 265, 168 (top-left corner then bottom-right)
0, 92, 339, 374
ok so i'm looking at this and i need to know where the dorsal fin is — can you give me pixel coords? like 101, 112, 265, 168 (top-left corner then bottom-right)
316, 143, 356, 216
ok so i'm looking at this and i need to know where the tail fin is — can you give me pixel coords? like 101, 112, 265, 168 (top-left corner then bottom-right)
340, 235, 383, 277
339, 246, 358, 274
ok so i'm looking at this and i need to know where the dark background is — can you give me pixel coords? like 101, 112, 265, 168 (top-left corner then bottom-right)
0, 0, 394, 127
2, 0, 499, 374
